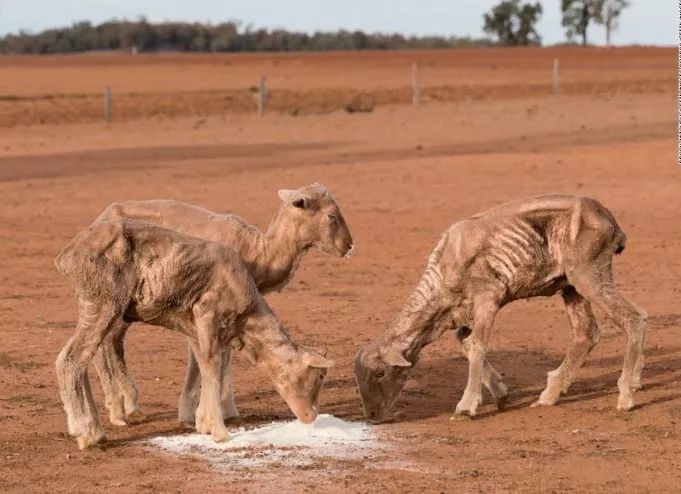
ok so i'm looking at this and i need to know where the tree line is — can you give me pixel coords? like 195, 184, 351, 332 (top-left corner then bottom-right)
0, 1, 632, 54
0, 19, 491, 54
483, 0, 630, 46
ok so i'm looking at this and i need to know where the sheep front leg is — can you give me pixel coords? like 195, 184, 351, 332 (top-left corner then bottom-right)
56, 337, 107, 449
455, 339, 486, 417
188, 308, 230, 442
454, 330, 508, 411
189, 340, 229, 442
454, 301, 499, 418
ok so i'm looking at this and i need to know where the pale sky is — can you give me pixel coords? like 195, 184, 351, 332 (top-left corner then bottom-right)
0, 0, 675, 46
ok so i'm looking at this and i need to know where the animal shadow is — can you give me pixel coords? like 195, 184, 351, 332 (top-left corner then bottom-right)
383, 347, 681, 423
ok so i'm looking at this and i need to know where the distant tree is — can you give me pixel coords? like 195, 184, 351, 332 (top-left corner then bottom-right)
561, 0, 600, 46
133, 16, 157, 51
483, 0, 543, 46
210, 22, 239, 51
594, 0, 629, 46
351, 31, 369, 50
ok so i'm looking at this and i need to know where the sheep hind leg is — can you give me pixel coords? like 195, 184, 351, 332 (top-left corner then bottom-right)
632, 333, 646, 391
533, 286, 600, 407
176, 346, 239, 426
56, 300, 122, 449
178, 345, 201, 426
219, 346, 238, 420
568, 268, 647, 411
114, 328, 146, 423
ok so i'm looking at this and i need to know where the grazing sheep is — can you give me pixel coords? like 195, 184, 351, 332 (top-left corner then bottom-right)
55, 219, 334, 449
92, 184, 352, 425
355, 195, 646, 422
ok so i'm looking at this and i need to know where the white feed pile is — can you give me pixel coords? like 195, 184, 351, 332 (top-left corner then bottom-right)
147, 414, 376, 468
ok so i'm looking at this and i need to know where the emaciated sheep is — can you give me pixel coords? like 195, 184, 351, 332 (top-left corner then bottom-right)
355, 195, 646, 422
55, 219, 334, 449
92, 184, 352, 425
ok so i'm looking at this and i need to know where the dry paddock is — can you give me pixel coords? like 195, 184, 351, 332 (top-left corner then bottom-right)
0, 47, 679, 493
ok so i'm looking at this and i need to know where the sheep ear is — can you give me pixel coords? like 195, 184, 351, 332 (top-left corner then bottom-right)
278, 189, 310, 209
304, 352, 335, 368
278, 189, 297, 202
312, 183, 329, 198
382, 349, 412, 367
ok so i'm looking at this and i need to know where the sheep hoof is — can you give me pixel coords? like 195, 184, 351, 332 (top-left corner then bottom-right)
495, 394, 509, 412
450, 414, 472, 422
532, 389, 559, 407
530, 399, 553, 408
616, 396, 635, 412
76, 432, 107, 450
195, 415, 212, 435
178, 411, 195, 426
212, 428, 230, 443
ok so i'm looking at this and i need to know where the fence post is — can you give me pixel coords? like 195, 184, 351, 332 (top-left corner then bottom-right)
257, 75, 267, 116
104, 85, 112, 124
412, 63, 420, 109
553, 58, 560, 95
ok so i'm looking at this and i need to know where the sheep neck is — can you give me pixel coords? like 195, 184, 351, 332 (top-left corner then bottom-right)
246, 206, 310, 293
239, 312, 299, 376
377, 287, 462, 364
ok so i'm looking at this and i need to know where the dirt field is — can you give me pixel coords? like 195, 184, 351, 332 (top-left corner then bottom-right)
0, 47, 679, 493
0, 47, 672, 126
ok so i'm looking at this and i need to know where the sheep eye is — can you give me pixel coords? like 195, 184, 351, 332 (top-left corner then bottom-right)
375, 370, 385, 379
327, 214, 337, 220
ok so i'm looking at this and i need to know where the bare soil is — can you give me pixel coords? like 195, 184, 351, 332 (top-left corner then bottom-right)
0, 47, 672, 126
0, 47, 679, 493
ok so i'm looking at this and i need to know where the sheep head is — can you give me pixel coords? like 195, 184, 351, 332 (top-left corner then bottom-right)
269, 347, 335, 424
277, 183, 353, 258
354, 343, 412, 423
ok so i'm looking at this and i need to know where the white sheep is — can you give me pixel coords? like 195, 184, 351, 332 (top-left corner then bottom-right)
355, 195, 646, 422
55, 219, 334, 449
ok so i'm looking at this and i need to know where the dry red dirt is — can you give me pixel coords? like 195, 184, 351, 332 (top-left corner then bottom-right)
0, 47, 679, 493
0, 47, 672, 126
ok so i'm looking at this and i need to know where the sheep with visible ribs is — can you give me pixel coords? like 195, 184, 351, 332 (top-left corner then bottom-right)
55, 219, 334, 449
92, 184, 352, 425
355, 195, 646, 422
